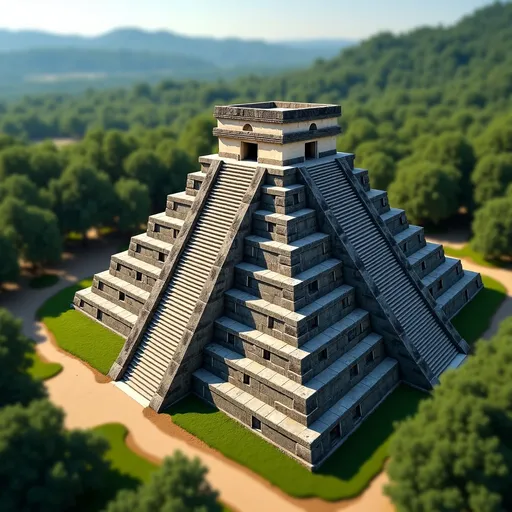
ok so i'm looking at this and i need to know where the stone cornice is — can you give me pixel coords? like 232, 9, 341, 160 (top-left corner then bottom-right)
214, 102, 341, 124
213, 126, 341, 144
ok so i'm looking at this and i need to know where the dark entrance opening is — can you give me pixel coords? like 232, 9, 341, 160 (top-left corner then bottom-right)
305, 141, 317, 160
241, 142, 258, 161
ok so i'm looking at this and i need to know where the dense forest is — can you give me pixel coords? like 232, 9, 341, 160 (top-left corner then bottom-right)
0, 1, 511, 286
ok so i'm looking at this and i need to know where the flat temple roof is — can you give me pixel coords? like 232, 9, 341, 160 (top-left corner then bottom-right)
214, 101, 342, 124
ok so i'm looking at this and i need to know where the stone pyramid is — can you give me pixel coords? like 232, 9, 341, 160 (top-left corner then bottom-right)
74, 101, 483, 469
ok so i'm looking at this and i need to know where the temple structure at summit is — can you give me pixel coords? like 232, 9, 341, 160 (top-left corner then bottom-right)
74, 101, 482, 469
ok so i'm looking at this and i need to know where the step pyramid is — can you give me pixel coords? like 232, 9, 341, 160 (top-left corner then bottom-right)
74, 101, 483, 469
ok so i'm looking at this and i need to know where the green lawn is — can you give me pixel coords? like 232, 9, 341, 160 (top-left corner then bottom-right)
451, 274, 507, 345
444, 244, 511, 269
29, 273, 59, 289
37, 278, 125, 374
166, 385, 426, 501
27, 351, 62, 380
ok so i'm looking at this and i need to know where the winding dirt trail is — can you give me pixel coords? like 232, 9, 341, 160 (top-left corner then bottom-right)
1, 236, 510, 512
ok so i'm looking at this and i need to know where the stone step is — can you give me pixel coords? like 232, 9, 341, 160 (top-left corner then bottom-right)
166, 190, 196, 220
366, 189, 390, 215
234, 258, 343, 311
224, 284, 356, 348
110, 251, 161, 293
252, 208, 317, 244
244, 232, 332, 277
92, 270, 150, 315
394, 225, 425, 256
260, 183, 306, 214
407, 242, 444, 279
422, 257, 463, 299
74, 287, 136, 337
204, 331, 384, 426
185, 171, 207, 197
147, 212, 184, 244
437, 269, 483, 319
129, 232, 173, 269
192, 357, 399, 468
214, 307, 372, 384
352, 168, 370, 191
380, 207, 408, 236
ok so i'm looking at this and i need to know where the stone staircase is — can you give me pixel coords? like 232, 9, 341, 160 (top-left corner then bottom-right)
305, 159, 469, 378
121, 163, 257, 401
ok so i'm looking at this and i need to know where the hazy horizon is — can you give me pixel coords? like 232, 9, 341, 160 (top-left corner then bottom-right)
2, 0, 495, 41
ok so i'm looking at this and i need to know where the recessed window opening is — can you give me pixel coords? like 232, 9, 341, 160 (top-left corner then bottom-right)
243, 374, 251, 385
243, 124, 253, 132
309, 123, 318, 131
308, 280, 319, 294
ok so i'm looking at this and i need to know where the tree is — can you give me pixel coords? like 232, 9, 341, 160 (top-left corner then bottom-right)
123, 149, 167, 208
358, 151, 396, 190
29, 149, 65, 187
49, 162, 117, 239
471, 154, 512, 206
0, 198, 62, 271
156, 140, 194, 193
471, 196, 512, 259
0, 399, 109, 512
0, 233, 19, 285
385, 318, 512, 512
0, 308, 45, 407
178, 114, 217, 160
0, 174, 51, 209
0, 145, 32, 181
114, 178, 150, 233
421, 133, 476, 207
105, 451, 220, 512
102, 130, 138, 182
388, 162, 461, 225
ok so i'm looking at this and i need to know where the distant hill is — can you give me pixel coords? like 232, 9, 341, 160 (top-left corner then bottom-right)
0, 28, 353, 68
0, 27, 355, 98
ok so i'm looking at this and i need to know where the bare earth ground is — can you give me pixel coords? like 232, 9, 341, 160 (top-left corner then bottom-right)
1, 235, 510, 512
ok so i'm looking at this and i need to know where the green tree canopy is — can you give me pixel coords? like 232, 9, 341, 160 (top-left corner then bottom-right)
49, 162, 116, 237
29, 149, 65, 187
471, 196, 512, 259
105, 451, 220, 512
0, 174, 51, 209
114, 178, 151, 233
0, 145, 32, 181
0, 198, 62, 269
102, 130, 138, 182
178, 114, 217, 160
0, 399, 109, 512
471, 153, 512, 206
388, 162, 461, 224
386, 317, 512, 512
0, 308, 45, 407
123, 148, 167, 208
358, 151, 396, 190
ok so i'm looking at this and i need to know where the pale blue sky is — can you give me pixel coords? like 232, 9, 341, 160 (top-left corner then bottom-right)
2, 0, 494, 40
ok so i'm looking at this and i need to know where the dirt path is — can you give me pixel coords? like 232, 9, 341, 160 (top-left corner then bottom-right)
2, 238, 511, 512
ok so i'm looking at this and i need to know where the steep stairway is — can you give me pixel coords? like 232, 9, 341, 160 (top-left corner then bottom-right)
305, 160, 461, 378
121, 163, 256, 401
